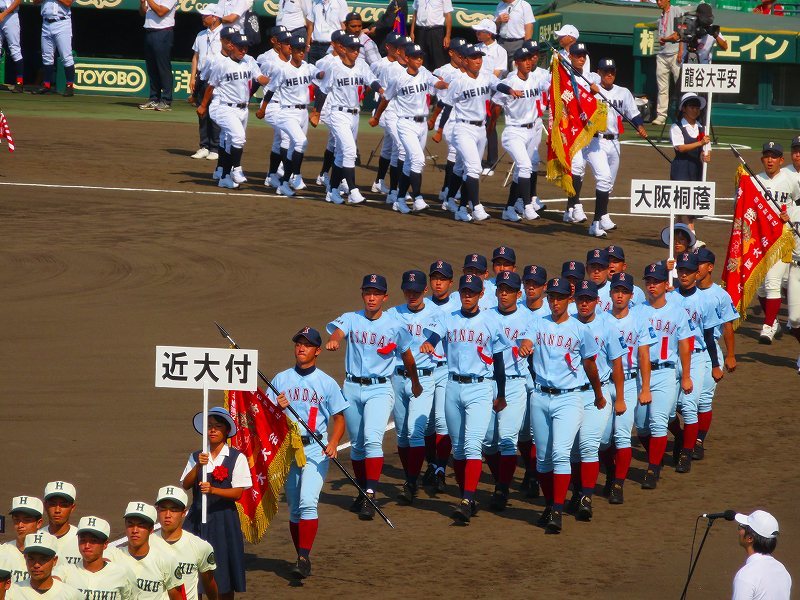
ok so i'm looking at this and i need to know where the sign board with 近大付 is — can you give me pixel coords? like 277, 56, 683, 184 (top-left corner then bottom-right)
156, 346, 258, 391
630, 180, 716, 216
681, 64, 741, 94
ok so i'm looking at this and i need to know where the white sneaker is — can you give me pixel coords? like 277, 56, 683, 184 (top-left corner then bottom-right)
599, 214, 617, 231
455, 206, 473, 222
652, 116, 666, 126
502, 207, 521, 222
393, 199, 411, 214
412, 196, 429, 212
339, 180, 350, 194
206, 152, 218, 161
212, 166, 223, 181
348, 188, 366, 204
265, 173, 281, 188
572, 203, 588, 223
290, 174, 307, 190
589, 221, 608, 238
438, 187, 449, 202
316, 174, 329, 187
472, 203, 490, 221
218, 175, 239, 189
563, 208, 575, 223
231, 167, 247, 184
513, 198, 525, 215
532, 196, 545, 211
191, 148, 210, 159
523, 203, 540, 220
327, 188, 345, 204
276, 162, 285, 177
759, 323, 777, 344
372, 180, 390, 194
386, 190, 397, 205
481, 167, 495, 176
277, 181, 295, 197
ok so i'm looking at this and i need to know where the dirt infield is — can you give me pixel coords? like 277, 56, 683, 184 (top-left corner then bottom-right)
0, 101, 797, 599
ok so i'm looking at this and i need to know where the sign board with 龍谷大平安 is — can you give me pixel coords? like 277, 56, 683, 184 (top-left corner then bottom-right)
630, 180, 716, 216
156, 346, 258, 391
681, 64, 741, 94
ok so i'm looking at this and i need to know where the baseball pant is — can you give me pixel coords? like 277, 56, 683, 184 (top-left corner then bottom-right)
676, 351, 708, 426
414, 25, 447, 71
788, 262, 800, 328
571, 384, 612, 462
444, 378, 493, 460
0, 13, 22, 62
397, 117, 427, 176
502, 124, 537, 180
393, 373, 435, 448
601, 376, 639, 449
384, 113, 405, 165
634, 367, 678, 437
483, 377, 527, 455
195, 79, 221, 150
285, 442, 329, 521
518, 374, 535, 442
453, 122, 487, 180
583, 136, 620, 193
143, 27, 174, 103
343, 380, 394, 460
757, 260, 789, 300
655, 53, 680, 121
379, 108, 398, 162
41, 18, 73, 69
530, 389, 584, 475
326, 110, 360, 169
571, 147, 586, 177
210, 102, 248, 150
698, 349, 719, 414
442, 117, 457, 163
425, 364, 449, 437
268, 107, 309, 155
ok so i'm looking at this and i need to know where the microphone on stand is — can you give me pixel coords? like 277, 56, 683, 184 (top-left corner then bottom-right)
701, 510, 736, 521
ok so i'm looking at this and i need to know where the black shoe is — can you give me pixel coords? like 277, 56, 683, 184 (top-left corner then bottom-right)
565, 494, 581, 515
63, 86, 74, 97
526, 477, 540, 499
545, 509, 563, 534
349, 493, 365, 513
358, 492, 376, 520
291, 556, 311, 579
421, 463, 436, 486
397, 481, 416, 505
519, 471, 530, 492
434, 468, 447, 494
675, 451, 692, 473
32, 86, 51, 95
692, 440, 705, 461
536, 505, 553, 528
11, 83, 23, 94
452, 499, 474, 524
576, 495, 593, 521
672, 431, 684, 464
641, 469, 658, 490
489, 488, 508, 511
601, 475, 614, 498
608, 482, 624, 504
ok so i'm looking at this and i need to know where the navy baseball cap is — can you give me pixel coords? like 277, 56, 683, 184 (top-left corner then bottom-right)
453, 40, 472, 56
462, 44, 486, 58
546, 277, 572, 295
513, 47, 533, 61
610, 272, 634, 292
522, 264, 547, 285
606, 244, 626, 261
361, 273, 388, 291
292, 326, 322, 347
522, 40, 540, 53
586, 248, 609, 267
448, 37, 467, 50
791, 135, 800, 149
762, 141, 783, 157
643, 262, 669, 282
695, 247, 716, 264
492, 246, 516, 264
331, 29, 347, 43
276, 30, 293, 43
220, 26, 238, 40
459, 274, 484, 292
405, 43, 425, 57
230, 32, 251, 47
598, 57, 616, 70
385, 32, 403, 46
289, 35, 307, 49
569, 42, 588, 56
429, 260, 454, 279
341, 34, 363, 49
269, 25, 288, 38
561, 260, 585, 280
575, 280, 599, 299
399, 35, 413, 46
464, 253, 488, 272
345, 11, 362, 21
676, 252, 699, 271
401, 269, 427, 292
495, 270, 521, 291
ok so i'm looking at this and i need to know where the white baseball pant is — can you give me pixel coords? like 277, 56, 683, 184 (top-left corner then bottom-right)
396, 117, 427, 175
0, 13, 22, 62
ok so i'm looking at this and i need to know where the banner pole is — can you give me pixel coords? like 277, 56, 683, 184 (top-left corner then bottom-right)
202, 384, 209, 525
701, 92, 712, 182
669, 207, 676, 288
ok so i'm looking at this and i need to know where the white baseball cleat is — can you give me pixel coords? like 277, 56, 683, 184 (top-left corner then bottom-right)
277, 182, 295, 197
348, 188, 366, 204
439, 187, 449, 202
212, 166, 223, 181
523, 203, 540, 220
412, 196, 429, 212
327, 188, 345, 204
206, 152, 218, 161
372, 180, 390, 194
231, 167, 247, 184
589, 221, 608, 237
276, 162, 285, 177
316, 174, 329, 187
472, 204, 491, 221
265, 173, 281, 188
481, 168, 495, 176
454, 206, 473, 222
339, 180, 350, 194
513, 198, 525, 215
290, 174, 307, 190
563, 208, 575, 223
599, 214, 617, 231
501, 207, 521, 222
572, 203, 588, 223
218, 175, 239, 189
191, 148, 210, 159
759, 323, 777, 344
531, 196, 545, 211
393, 199, 411, 214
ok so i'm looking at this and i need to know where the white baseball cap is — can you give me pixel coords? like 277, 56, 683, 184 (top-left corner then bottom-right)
679, 92, 707, 110
44, 481, 76, 503
124, 501, 157, 526
155, 485, 189, 509
77, 516, 111, 541
199, 3, 223, 17
554, 24, 580, 40
735, 510, 779, 539
23, 532, 58, 557
10, 496, 44, 518
472, 18, 497, 35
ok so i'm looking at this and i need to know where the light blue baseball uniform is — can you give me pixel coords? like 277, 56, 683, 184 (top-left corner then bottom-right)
425, 294, 459, 439
697, 283, 737, 412
448, 277, 497, 310
517, 302, 548, 443
327, 310, 412, 460
0, 0, 22, 64
598, 281, 647, 312
39, 0, 74, 71
529, 315, 599, 475
268, 366, 349, 521
631, 285, 646, 306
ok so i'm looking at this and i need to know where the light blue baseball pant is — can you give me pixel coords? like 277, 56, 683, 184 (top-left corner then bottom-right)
530, 389, 584, 474
41, 18, 73, 67
676, 352, 708, 425
285, 442, 329, 521
393, 373, 435, 448
425, 364, 449, 437
698, 345, 719, 413
601, 376, 639, 449
483, 377, 527, 455
0, 13, 22, 62
343, 380, 394, 461
444, 378, 493, 460
634, 368, 678, 437
571, 384, 612, 462
518, 372, 535, 443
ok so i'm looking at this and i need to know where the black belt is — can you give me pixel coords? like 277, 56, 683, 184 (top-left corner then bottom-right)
536, 383, 592, 395
282, 104, 307, 109
45, 16, 68, 22
499, 36, 523, 42
624, 371, 637, 380
509, 123, 535, 129
336, 107, 359, 114
225, 102, 248, 108
455, 118, 484, 126
346, 374, 389, 385
650, 361, 676, 370
435, 361, 447, 367
594, 133, 618, 140
415, 25, 444, 30
505, 374, 527, 380
450, 374, 485, 384
396, 367, 434, 378
692, 348, 705, 354
300, 435, 315, 445
311, 40, 330, 45
400, 116, 426, 122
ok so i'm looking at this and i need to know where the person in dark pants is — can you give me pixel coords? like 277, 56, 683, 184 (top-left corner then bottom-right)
139, 0, 178, 111
410, 0, 451, 70
306, 0, 348, 64
189, 4, 223, 160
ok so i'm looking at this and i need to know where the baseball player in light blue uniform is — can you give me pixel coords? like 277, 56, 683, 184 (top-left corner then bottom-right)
568, 280, 625, 522
33, 0, 75, 96
0, 0, 24, 92
560, 260, 585, 317
668, 251, 724, 474
269, 327, 348, 580
450, 254, 497, 310
635, 261, 694, 490
606, 245, 647, 305
387, 270, 439, 505
528, 277, 604, 535
586, 248, 614, 313
326, 273, 421, 520
694, 247, 737, 459
599, 272, 655, 505
421, 274, 516, 524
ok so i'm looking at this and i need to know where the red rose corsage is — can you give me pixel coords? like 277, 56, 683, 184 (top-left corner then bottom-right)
211, 465, 229, 482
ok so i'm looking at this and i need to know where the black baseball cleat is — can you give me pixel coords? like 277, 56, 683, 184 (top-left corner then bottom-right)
601, 475, 614, 498
434, 468, 447, 494
358, 492, 376, 520
672, 431, 684, 464
692, 440, 705, 461
576, 495, 593, 521
519, 471, 530, 492
641, 469, 658, 490
675, 451, 692, 473
544, 509, 563, 534
397, 481, 416, 505
291, 556, 311, 579
536, 505, 552, 528
489, 488, 508, 512
452, 499, 474, 524
608, 482, 624, 504
349, 493, 365, 513
12, 84, 23, 93
526, 477, 540, 499
565, 494, 581, 515
32, 86, 52, 95
421, 463, 436, 486
63, 86, 74, 97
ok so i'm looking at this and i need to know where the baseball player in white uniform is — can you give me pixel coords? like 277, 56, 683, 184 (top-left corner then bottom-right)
32, 0, 75, 96
15, 532, 82, 599
4, 496, 44, 586
309, 29, 345, 189
257, 27, 293, 188
0, 0, 24, 92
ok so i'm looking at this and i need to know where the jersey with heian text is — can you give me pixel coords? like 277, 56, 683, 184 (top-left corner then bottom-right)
491, 68, 549, 126
269, 60, 319, 106
384, 67, 439, 118
449, 72, 501, 122
209, 54, 260, 105
319, 58, 377, 108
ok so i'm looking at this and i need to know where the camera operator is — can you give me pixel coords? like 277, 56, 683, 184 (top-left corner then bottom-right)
682, 4, 728, 64
653, 0, 686, 125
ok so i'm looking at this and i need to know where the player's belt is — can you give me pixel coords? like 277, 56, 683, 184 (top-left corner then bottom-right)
593, 133, 618, 140
396, 367, 434, 377
504, 374, 527, 380
435, 361, 447, 367
691, 348, 706, 354
623, 371, 637, 380
300, 435, 316, 445
450, 374, 486, 383
281, 104, 307, 109
346, 374, 389, 385
335, 106, 359, 115
45, 16, 68, 22
650, 361, 676, 370
508, 123, 535, 129
536, 383, 592, 395
499, 36, 524, 42
455, 119, 485, 127
415, 25, 444, 30
225, 102, 248, 108
400, 116, 427, 122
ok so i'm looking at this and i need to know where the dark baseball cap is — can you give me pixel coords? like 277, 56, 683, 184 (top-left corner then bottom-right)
522, 264, 547, 285
385, 32, 403, 46
513, 47, 533, 61
561, 260, 585, 280
522, 40, 540, 53
643, 262, 669, 282
610, 272, 634, 292
586, 248, 609, 267
762, 141, 783, 157
495, 270, 521, 291
546, 277, 572, 295
230, 32, 251, 47
331, 29, 347, 43
598, 57, 616, 70
345, 11, 362, 21
269, 25, 288, 38
575, 280, 599, 299
462, 44, 486, 58
405, 43, 425, 57
220, 26, 239, 40
361, 273, 388, 291
276, 30, 293, 43
289, 35, 307, 49
453, 40, 472, 56
569, 42, 588, 56
791, 135, 800, 149
492, 246, 516, 264
448, 37, 467, 51
341, 34, 363, 49
695, 247, 716, 264
459, 274, 484, 292
676, 251, 699, 271
464, 253, 488, 272
606, 244, 626, 261
401, 269, 427, 292
429, 260, 454, 279
292, 326, 322, 347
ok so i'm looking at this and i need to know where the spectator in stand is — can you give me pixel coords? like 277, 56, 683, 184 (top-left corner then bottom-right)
494, 0, 534, 68
753, 0, 784, 14
218, 0, 251, 32
410, 0, 452, 70
276, 0, 309, 37
652, 0, 685, 125
306, 0, 348, 63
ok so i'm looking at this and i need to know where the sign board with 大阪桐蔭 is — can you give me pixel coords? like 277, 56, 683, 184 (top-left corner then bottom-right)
156, 346, 259, 391
630, 180, 716, 216
680, 64, 741, 94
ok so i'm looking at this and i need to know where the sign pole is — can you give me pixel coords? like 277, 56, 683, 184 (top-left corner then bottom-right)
701, 91, 712, 182
202, 384, 209, 525
668, 206, 676, 287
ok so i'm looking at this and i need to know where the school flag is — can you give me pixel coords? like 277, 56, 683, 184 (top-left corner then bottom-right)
722, 166, 794, 328
0, 112, 14, 152
225, 388, 306, 543
392, 5, 406, 34
546, 54, 607, 195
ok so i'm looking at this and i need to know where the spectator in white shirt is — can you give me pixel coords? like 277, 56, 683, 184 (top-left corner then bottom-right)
139, 0, 178, 111
410, 0, 452, 70
494, 0, 533, 68
189, 4, 224, 160
306, 0, 348, 63
732, 510, 791, 600
277, 0, 310, 37
218, 0, 251, 32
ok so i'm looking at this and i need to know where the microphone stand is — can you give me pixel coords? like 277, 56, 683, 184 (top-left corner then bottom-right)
679, 518, 715, 600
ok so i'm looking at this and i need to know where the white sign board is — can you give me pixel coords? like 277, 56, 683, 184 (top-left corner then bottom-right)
155, 346, 258, 391
681, 64, 741, 94
630, 180, 716, 216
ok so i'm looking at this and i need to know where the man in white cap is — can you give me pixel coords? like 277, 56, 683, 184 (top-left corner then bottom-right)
732, 510, 791, 599
155, 485, 218, 600
554, 24, 590, 75
57, 517, 137, 599
16, 532, 81, 599
120, 502, 184, 600
39, 482, 82, 569
494, 0, 534, 68
3, 496, 44, 585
